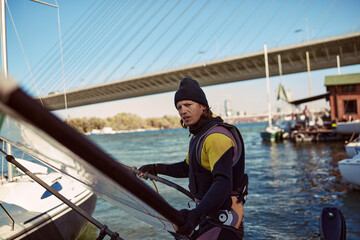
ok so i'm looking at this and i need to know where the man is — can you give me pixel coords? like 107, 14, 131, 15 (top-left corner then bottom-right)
303, 105, 311, 128
139, 77, 247, 239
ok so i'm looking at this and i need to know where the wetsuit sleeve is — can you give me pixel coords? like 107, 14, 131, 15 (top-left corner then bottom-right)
159, 159, 189, 178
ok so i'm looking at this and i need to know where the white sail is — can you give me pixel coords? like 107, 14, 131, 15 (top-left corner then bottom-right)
0, 75, 183, 232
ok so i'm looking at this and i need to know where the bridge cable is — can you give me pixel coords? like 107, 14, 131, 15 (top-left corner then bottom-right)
277, 0, 315, 45
52, 0, 132, 91
98, 1, 182, 84
165, 0, 235, 69
5, 1, 44, 105
313, 0, 345, 40
38, 1, 122, 94
21, 0, 101, 93
239, 0, 289, 56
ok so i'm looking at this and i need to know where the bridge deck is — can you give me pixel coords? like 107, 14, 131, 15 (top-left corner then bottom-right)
38, 33, 360, 110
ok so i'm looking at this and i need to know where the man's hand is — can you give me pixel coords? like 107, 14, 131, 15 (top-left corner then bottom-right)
176, 208, 202, 236
138, 164, 158, 178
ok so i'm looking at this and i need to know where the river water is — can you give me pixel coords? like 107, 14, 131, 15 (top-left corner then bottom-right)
78, 122, 360, 240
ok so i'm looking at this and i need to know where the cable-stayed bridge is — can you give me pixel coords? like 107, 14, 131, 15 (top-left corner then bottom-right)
37, 33, 360, 110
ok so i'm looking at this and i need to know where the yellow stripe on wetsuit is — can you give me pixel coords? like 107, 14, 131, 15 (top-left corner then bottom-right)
186, 133, 234, 171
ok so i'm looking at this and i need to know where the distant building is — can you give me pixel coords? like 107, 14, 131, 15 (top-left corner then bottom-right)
225, 99, 232, 117
325, 73, 360, 121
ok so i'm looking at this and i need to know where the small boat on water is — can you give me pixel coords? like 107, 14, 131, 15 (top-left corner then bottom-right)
345, 137, 360, 158
338, 153, 360, 186
0, 158, 97, 240
260, 125, 284, 142
260, 45, 285, 142
336, 120, 360, 135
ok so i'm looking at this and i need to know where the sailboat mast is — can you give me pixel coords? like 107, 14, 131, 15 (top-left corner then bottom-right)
264, 44, 272, 127
0, 0, 7, 76
0, 0, 14, 181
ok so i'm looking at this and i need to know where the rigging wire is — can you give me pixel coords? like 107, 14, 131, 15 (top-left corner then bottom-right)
21, 0, 103, 93
267, 0, 304, 48
123, 0, 199, 78
184, 0, 251, 66
5, 1, 44, 106
74, 0, 150, 88
239, 0, 289, 55
313, 0, 345, 39
20, 0, 97, 89
36, 1, 118, 94
11, 1, 357, 96
165, 0, 233, 69
47, 1, 127, 91
277, 0, 315, 45
54, 0, 68, 120
348, 15, 360, 34
77, 0, 168, 87
212, 0, 264, 60
100, 0, 182, 84
308, 0, 337, 41
138, 0, 205, 76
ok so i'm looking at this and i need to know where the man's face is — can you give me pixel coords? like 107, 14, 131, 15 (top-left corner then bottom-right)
176, 100, 205, 127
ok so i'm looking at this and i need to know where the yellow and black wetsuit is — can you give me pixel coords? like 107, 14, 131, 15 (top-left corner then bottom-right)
162, 116, 246, 239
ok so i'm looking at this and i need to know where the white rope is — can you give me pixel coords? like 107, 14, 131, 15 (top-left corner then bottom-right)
5, 1, 44, 106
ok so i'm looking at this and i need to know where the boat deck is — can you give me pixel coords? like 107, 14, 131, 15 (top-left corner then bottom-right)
290, 127, 343, 142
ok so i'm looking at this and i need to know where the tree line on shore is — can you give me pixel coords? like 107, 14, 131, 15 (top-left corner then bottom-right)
66, 113, 182, 134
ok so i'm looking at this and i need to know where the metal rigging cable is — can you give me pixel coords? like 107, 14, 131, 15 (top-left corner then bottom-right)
38, 1, 122, 94
98, 1, 182, 84
277, 0, 315, 45
123, 0, 200, 78
186, 0, 251, 65
239, 0, 289, 56
199, 0, 264, 63
139, 0, 211, 76
78, 0, 157, 88
5, 1, 44, 105
313, 0, 345, 40
267, 0, 305, 48
165, 0, 234, 69
50, 1, 133, 91
21, 0, 102, 93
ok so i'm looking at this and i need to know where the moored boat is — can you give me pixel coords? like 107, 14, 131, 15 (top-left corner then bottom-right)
338, 153, 360, 186
336, 120, 360, 135
0, 160, 97, 240
345, 138, 360, 158
260, 126, 284, 142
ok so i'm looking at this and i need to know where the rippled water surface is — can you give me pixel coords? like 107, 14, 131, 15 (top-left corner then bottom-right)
79, 122, 360, 240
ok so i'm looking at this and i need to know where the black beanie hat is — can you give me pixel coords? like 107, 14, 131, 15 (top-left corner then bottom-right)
174, 77, 208, 107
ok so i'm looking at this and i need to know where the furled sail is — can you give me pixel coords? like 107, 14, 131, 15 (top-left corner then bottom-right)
0, 72, 184, 232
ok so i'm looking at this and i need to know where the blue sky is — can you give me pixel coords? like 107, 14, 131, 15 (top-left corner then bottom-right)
3, 0, 360, 118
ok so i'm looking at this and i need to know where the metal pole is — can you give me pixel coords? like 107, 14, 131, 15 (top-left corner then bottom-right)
264, 44, 272, 127
306, 51, 313, 119
277, 54, 283, 84
0, 0, 7, 77
0, 0, 14, 181
337, 55, 341, 75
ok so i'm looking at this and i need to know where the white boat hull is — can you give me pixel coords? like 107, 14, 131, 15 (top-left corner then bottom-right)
338, 155, 360, 186
345, 141, 360, 158
336, 120, 360, 134
0, 172, 97, 240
